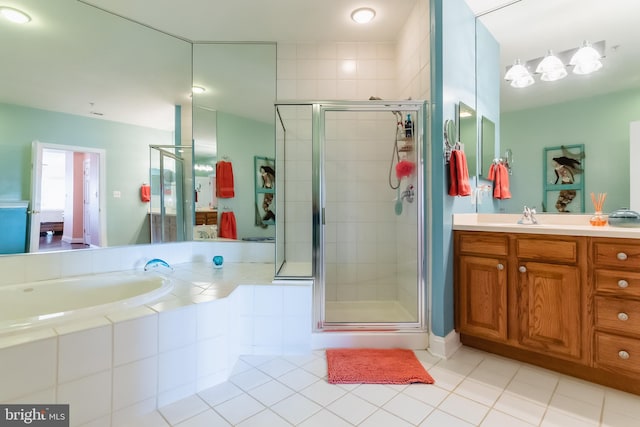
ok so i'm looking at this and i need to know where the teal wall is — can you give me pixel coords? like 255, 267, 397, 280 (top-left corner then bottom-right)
216, 111, 275, 240
430, 0, 500, 337
500, 87, 640, 214
0, 102, 174, 246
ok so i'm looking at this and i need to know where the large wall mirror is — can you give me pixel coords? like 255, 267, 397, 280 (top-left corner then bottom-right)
0, 1, 277, 255
474, 0, 640, 213
0, 0, 192, 253
192, 43, 276, 242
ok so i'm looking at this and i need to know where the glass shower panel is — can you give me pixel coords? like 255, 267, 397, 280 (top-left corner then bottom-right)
322, 109, 420, 324
150, 146, 185, 243
274, 104, 314, 277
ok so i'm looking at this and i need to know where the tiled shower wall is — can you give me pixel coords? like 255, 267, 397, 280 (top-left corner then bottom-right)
276, 0, 431, 314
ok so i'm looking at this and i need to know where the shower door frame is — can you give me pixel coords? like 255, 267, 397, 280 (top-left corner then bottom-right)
313, 100, 428, 332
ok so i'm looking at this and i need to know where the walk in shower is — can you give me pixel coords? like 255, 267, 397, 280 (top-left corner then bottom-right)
275, 101, 427, 332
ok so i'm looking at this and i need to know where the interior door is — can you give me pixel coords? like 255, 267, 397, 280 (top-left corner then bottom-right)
28, 142, 45, 252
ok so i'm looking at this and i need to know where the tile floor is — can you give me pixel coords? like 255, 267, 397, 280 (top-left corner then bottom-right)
131, 346, 640, 427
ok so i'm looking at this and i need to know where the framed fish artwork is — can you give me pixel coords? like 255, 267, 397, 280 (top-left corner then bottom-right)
543, 144, 585, 213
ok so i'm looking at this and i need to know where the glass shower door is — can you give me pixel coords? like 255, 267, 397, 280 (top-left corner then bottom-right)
320, 105, 423, 326
150, 146, 185, 243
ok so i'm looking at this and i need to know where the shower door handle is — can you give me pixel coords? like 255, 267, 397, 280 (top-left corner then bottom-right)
322, 207, 325, 225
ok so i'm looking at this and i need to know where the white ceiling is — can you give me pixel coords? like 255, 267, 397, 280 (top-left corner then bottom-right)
81, 0, 417, 43
1, 0, 638, 132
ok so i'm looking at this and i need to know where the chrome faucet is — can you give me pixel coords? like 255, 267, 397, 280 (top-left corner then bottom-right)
401, 184, 415, 203
518, 206, 538, 225
144, 258, 173, 272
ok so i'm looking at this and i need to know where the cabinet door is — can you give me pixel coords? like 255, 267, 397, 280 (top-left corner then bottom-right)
517, 261, 581, 359
458, 255, 508, 341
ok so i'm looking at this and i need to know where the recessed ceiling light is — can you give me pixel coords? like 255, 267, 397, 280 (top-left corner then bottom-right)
192, 86, 206, 94
351, 7, 376, 24
0, 6, 31, 24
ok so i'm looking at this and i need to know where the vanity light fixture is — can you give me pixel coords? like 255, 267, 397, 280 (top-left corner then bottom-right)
536, 50, 567, 81
506, 40, 605, 88
351, 7, 376, 24
504, 59, 535, 88
570, 40, 603, 75
0, 6, 31, 24
192, 86, 206, 94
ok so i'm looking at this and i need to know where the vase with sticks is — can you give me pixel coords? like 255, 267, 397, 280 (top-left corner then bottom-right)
590, 192, 607, 226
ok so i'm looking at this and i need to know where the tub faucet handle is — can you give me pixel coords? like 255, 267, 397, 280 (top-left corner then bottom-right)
144, 258, 173, 272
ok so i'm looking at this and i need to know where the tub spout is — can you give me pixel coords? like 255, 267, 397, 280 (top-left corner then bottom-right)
144, 258, 173, 272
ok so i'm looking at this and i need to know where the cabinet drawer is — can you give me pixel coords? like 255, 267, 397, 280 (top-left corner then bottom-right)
593, 240, 640, 268
595, 296, 640, 336
594, 269, 640, 297
516, 237, 577, 263
457, 232, 508, 256
595, 332, 640, 375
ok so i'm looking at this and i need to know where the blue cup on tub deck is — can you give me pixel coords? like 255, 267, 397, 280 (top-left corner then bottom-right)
213, 255, 224, 268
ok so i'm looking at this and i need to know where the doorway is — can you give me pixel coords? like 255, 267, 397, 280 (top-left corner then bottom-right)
29, 141, 106, 252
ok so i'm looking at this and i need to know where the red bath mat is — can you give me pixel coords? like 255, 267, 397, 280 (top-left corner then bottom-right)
326, 348, 435, 385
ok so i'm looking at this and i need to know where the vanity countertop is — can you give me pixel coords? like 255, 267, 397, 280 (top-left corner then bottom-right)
453, 213, 640, 239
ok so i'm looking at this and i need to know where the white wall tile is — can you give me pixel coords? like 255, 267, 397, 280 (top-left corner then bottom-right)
158, 305, 197, 352
253, 286, 284, 316
25, 252, 62, 282
60, 250, 94, 277
112, 356, 158, 411
0, 338, 57, 402
277, 43, 297, 59
57, 370, 111, 426
197, 336, 228, 381
196, 299, 228, 340
0, 255, 26, 286
113, 313, 158, 366
158, 344, 197, 394
111, 398, 157, 427
58, 325, 112, 383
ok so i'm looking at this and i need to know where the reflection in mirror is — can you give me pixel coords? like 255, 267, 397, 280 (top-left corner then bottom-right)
474, 0, 640, 213
0, 0, 192, 253
192, 43, 276, 241
458, 102, 477, 177
480, 116, 496, 177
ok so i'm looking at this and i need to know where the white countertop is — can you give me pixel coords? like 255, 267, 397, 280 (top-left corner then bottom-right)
453, 213, 640, 239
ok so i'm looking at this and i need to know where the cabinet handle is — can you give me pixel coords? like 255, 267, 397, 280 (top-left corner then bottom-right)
618, 312, 630, 321
497, 263, 504, 271
618, 350, 630, 360
518, 266, 527, 273
617, 252, 628, 261
618, 279, 629, 289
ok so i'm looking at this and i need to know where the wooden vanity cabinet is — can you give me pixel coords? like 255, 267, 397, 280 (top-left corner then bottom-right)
195, 210, 217, 225
592, 238, 640, 375
455, 232, 589, 362
514, 236, 587, 362
455, 230, 640, 395
455, 232, 508, 341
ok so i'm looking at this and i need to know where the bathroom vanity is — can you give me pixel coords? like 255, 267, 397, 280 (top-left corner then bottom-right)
453, 214, 640, 395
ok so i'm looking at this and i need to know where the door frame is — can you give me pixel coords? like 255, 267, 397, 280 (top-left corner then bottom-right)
29, 141, 107, 252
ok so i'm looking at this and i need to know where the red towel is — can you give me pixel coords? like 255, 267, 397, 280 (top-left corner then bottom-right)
140, 184, 151, 202
488, 163, 511, 200
218, 211, 237, 239
448, 149, 472, 197
216, 161, 235, 198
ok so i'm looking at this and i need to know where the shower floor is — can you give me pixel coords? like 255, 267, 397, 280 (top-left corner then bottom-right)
276, 262, 312, 277
325, 300, 417, 323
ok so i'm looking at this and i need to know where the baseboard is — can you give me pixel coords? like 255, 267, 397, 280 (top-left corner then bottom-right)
428, 330, 461, 359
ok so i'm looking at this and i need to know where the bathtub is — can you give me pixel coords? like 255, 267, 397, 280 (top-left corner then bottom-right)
0, 271, 173, 333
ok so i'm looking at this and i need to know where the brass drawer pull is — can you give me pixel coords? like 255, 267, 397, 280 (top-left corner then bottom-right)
618, 279, 629, 288
619, 350, 630, 360
618, 312, 630, 321
617, 252, 628, 261
497, 263, 504, 271
518, 266, 527, 273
